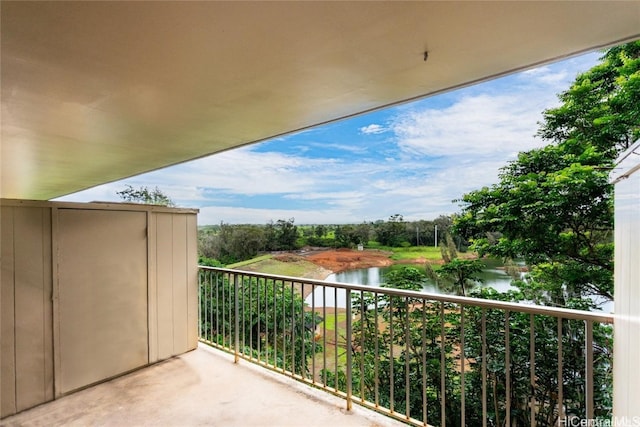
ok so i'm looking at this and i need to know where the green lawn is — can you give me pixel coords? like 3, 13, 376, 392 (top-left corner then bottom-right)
226, 254, 273, 268
227, 255, 321, 278
367, 245, 442, 261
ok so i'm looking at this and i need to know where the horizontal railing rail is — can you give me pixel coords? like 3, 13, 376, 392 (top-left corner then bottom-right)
198, 266, 614, 427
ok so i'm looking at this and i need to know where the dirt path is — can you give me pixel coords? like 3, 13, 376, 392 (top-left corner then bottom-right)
301, 248, 394, 273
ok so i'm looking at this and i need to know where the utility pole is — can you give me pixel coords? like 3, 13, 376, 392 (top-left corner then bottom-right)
434, 224, 438, 247
416, 226, 420, 246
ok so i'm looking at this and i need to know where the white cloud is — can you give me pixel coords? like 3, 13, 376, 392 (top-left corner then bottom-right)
391, 93, 545, 158
198, 205, 361, 225
522, 65, 569, 85
359, 124, 387, 134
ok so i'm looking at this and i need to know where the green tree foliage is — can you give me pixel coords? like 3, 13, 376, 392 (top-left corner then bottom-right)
375, 214, 408, 247
334, 223, 372, 248
199, 272, 322, 375
325, 269, 612, 425
265, 218, 299, 251
425, 234, 484, 296
464, 288, 613, 425
455, 41, 640, 306
117, 184, 175, 206
198, 223, 265, 264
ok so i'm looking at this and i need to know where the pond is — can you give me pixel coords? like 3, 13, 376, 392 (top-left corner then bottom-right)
306, 258, 517, 308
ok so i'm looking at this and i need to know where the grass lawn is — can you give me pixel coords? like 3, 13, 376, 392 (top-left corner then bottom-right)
366, 244, 442, 261
226, 254, 273, 268
227, 255, 322, 278
312, 311, 349, 378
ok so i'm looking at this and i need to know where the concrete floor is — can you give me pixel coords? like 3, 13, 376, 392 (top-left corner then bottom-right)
1, 344, 406, 427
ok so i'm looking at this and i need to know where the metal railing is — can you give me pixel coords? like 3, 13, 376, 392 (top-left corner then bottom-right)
198, 266, 613, 427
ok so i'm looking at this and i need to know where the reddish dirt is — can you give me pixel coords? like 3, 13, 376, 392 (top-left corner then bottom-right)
302, 248, 394, 273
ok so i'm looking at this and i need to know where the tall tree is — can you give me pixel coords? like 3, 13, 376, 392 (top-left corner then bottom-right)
454, 41, 640, 307
375, 214, 408, 247
425, 234, 484, 296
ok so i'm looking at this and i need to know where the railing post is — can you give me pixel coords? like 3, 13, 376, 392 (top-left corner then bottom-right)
346, 289, 353, 411
198, 271, 202, 340
234, 274, 240, 363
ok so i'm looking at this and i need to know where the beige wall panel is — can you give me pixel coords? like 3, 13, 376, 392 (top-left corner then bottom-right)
155, 213, 174, 360
57, 209, 148, 394
14, 208, 53, 411
186, 214, 198, 349
172, 215, 189, 354
1, 207, 16, 417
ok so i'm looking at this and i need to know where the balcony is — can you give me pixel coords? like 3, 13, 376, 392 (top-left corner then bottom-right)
197, 267, 614, 427
0, 343, 402, 427
0, 261, 614, 427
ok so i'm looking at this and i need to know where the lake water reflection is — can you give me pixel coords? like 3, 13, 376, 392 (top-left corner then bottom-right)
306, 260, 515, 308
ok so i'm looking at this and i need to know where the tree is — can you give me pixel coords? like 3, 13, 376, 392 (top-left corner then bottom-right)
448, 43, 638, 423
117, 185, 175, 206
199, 273, 322, 376
265, 218, 299, 251
334, 225, 359, 248
425, 234, 484, 296
375, 214, 408, 247
455, 41, 640, 306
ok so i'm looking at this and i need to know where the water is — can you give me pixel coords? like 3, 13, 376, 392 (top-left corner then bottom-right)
307, 259, 515, 308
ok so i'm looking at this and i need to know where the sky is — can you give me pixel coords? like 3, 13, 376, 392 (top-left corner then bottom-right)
56, 52, 602, 225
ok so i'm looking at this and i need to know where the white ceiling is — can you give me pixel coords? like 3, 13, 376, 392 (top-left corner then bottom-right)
2, 1, 639, 200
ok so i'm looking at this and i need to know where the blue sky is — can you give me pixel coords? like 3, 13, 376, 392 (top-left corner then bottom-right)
56, 52, 601, 225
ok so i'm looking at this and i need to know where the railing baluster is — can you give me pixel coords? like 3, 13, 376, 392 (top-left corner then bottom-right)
374, 291, 380, 408
422, 299, 427, 426
359, 290, 365, 403
282, 279, 287, 373
530, 314, 535, 427
482, 308, 487, 427
460, 304, 465, 427
389, 295, 394, 414
440, 302, 445, 427
248, 276, 252, 360
257, 277, 261, 363
273, 279, 277, 369
346, 289, 353, 410
334, 287, 338, 389
311, 283, 316, 382
291, 280, 295, 377
585, 320, 594, 420
300, 282, 305, 380
234, 274, 239, 363
323, 285, 327, 388
558, 317, 564, 422
241, 274, 246, 356
216, 274, 224, 347
505, 310, 511, 427
405, 296, 410, 420
198, 272, 202, 340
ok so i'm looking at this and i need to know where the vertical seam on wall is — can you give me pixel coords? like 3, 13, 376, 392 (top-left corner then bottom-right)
185, 217, 189, 348
147, 211, 152, 364
171, 215, 175, 354
41, 209, 46, 399
12, 207, 18, 410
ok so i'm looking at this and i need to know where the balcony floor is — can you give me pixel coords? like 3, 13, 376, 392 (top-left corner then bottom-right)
1, 343, 404, 427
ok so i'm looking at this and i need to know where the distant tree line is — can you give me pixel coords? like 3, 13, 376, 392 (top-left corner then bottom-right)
198, 214, 462, 265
